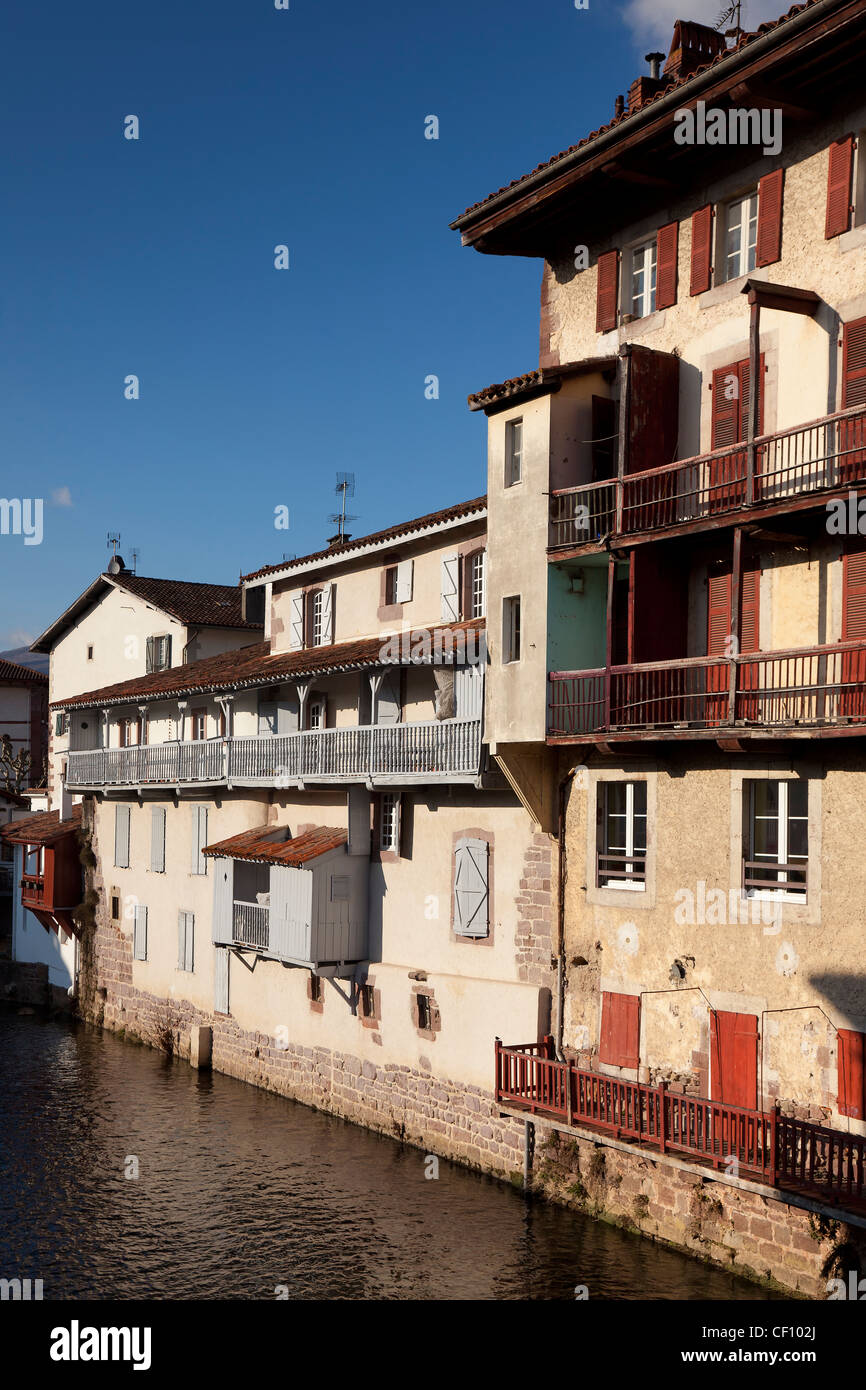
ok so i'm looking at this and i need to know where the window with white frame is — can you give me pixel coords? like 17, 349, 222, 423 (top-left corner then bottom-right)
384, 566, 398, 607
311, 589, 324, 646
723, 192, 758, 281
308, 697, 325, 730
630, 239, 657, 318
744, 779, 808, 899
191, 710, 207, 741
502, 596, 521, 664
505, 419, 523, 487
146, 635, 172, 673
379, 792, 401, 854
597, 782, 647, 889
469, 550, 486, 620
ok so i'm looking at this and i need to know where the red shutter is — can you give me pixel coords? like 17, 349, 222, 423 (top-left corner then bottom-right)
755, 169, 784, 267
842, 543, 866, 641
596, 250, 619, 333
690, 205, 713, 296
740, 560, 760, 654
599, 992, 640, 1068
711, 364, 741, 449
838, 1029, 866, 1119
655, 221, 679, 310
739, 354, 765, 437
707, 564, 732, 656
710, 1011, 758, 1111
825, 135, 854, 240
842, 317, 866, 409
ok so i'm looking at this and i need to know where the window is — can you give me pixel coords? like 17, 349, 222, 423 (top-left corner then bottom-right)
309, 974, 324, 1006
191, 805, 208, 876
630, 238, 657, 318
177, 910, 195, 973
308, 697, 325, 731
505, 419, 523, 486
330, 875, 350, 901
723, 192, 758, 281
119, 717, 140, 747
469, 551, 486, 620
111, 894, 120, 921
417, 994, 432, 1031
384, 566, 398, 606
744, 779, 808, 899
54, 712, 68, 736
453, 837, 490, 938
86, 645, 94, 661
311, 589, 324, 646
192, 710, 207, 741
597, 782, 647, 889
379, 792, 401, 854
502, 596, 521, 663
360, 983, 376, 1020
146, 635, 172, 673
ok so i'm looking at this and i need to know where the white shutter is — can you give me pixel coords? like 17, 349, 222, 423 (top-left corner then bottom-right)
277, 699, 299, 734
133, 904, 148, 960
455, 666, 484, 719
289, 593, 305, 650
347, 786, 371, 857
396, 559, 414, 604
214, 946, 230, 1014
320, 583, 335, 645
453, 837, 489, 938
191, 806, 208, 875
150, 807, 166, 873
258, 700, 278, 736
114, 805, 130, 869
376, 669, 401, 725
212, 858, 234, 943
177, 910, 194, 971
145, 637, 155, 674
441, 555, 460, 622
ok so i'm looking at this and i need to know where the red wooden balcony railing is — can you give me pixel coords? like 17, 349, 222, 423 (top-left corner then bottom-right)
20, 873, 46, 907
548, 640, 866, 737
496, 1040, 866, 1207
548, 402, 866, 549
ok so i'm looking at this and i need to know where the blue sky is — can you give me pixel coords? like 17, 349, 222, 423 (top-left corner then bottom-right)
0, 0, 785, 646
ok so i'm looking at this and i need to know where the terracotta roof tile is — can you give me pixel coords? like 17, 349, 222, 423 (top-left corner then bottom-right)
468, 356, 616, 410
451, 3, 820, 225
105, 574, 260, 629
54, 618, 485, 710
0, 658, 48, 684
203, 824, 347, 865
1, 804, 82, 846
243, 497, 487, 582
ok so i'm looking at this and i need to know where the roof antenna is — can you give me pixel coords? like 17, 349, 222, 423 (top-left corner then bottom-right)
130, 548, 139, 574
328, 473, 358, 546
716, 1, 743, 40
106, 531, 126, 575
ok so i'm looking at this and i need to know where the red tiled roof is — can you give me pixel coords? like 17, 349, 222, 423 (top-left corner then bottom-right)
53, 618, 485, 710
203, 824, 347, 865
243, 497, 487, 582
468, 357, 616, 410
1, 804, 82, 846
104, 574, 260, 629
0, 658, 48, 684
451, 2, 823, 226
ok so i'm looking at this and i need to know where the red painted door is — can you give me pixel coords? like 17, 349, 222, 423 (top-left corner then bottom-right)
709, 356, 764, 510
710, 1011, 758, 1111
705, 559, 760, 724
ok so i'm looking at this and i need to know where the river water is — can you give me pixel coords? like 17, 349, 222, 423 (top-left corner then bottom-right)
0, 1011, 779, 1301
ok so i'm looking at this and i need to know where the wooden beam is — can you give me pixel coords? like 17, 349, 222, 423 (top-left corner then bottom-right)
743, 279, 821, 317
600, 160, 676, 190
727, 80, 816, 120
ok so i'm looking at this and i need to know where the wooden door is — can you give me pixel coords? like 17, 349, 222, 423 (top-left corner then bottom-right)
710, 1011, 758, 1111
709, 357, 764, 510
840, 318, 866, 482
706, 558, 760, 723
840, 541, 866, 718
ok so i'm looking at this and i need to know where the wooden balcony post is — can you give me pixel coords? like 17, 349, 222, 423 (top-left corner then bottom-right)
658, 1079, 667, 1154
746, 297, 761, 506
768, 1103, 778, 1187
494, 1038, 502, 1101
728, 526, 743, 723
615, 346, 630, 536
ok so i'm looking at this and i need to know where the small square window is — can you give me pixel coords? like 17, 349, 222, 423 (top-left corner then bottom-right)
384, 566, 398, 606
505, 419, 523, 487
111, 895, 120, 921
310, 975, 323, 1005
360, 983, 376, 1019
502, 596, 521, 664
417, 994, 432, 1031
86, 645, 94, 661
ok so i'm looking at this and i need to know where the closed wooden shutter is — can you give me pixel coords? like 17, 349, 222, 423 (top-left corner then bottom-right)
655, 221, 679, 309
191, 805, 208, 875
376, 669, 401, 724
453, 837, 489, 937
347, 786, 371, 857
740, 561, 760, 654
150, 807, 166, 873
755, 169, 784, 267
177, 910, 194, 972
707, 559, 760, 654
289, 593, 304, 650
825, 135, 854, 239
842, 543, 866, 640
114, 804, 130, 869
710, 1010, 758, 1110
838, 1028, 866, 1118
842, 318, 866, 409
211, 858, 234, 943
320, 583, 335, 645
214, 946, 230, 1015
395, 559, 414, 603
711, 364, 742, 449
133, 904, 148, 962
599, 992, 640, 1068
145, 637, 156, 674
595, 249, 619, 332
690, 205, 713, 295
441, 554, 460, 621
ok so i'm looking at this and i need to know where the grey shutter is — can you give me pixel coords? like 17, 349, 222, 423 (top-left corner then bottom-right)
455, 666, 483, 719
258, 700, 278, 736
320, 583, 335, 645
289, 593, 305, 650
376, 669, 401, 725
114, 804, 130, 868
277, 699, 299, 734
212, 858, 234, 943
145, 637, 155, 674
441, 555, 460, 621
133, 904, 148, 960
347, 786, 371, 857
191, 806, 208, 875
396, 559, 414, 603
214, 946, 230, 1014
453, 837, 489, 938
150, 807, 166, 872
178, 911, 194, 971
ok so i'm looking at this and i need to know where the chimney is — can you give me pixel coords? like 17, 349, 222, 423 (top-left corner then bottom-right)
646, 51, 665, 80
663, 19, 727, 82
327, 532, 350, 549
626, 50, 669, 113
614, 94, 625, 118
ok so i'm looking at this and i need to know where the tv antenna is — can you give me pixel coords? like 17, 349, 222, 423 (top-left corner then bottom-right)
717, 1, 743, 38
107, 532, 121, 558
328, 473, 358, 543
130, 548, 140, 574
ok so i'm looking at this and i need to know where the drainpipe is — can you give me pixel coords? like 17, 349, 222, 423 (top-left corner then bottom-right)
555, 766, 579, 1061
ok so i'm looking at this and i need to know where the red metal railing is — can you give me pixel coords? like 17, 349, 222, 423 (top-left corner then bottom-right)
496, 1040, 866, 1206
548, 640, 866, 737
549, 403, 866, 549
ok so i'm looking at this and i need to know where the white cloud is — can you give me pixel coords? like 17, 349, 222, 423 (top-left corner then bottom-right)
622, 0, 788, 51
51, 486, 73, 507
5, 631, 35, 648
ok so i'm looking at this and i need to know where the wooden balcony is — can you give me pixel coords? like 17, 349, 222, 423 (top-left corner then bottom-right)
20, 872, 46, 910
549, 402, 866, 553
497, 1040, 866, 1212
548, 641, 866, 740
65, 717, 483, 788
